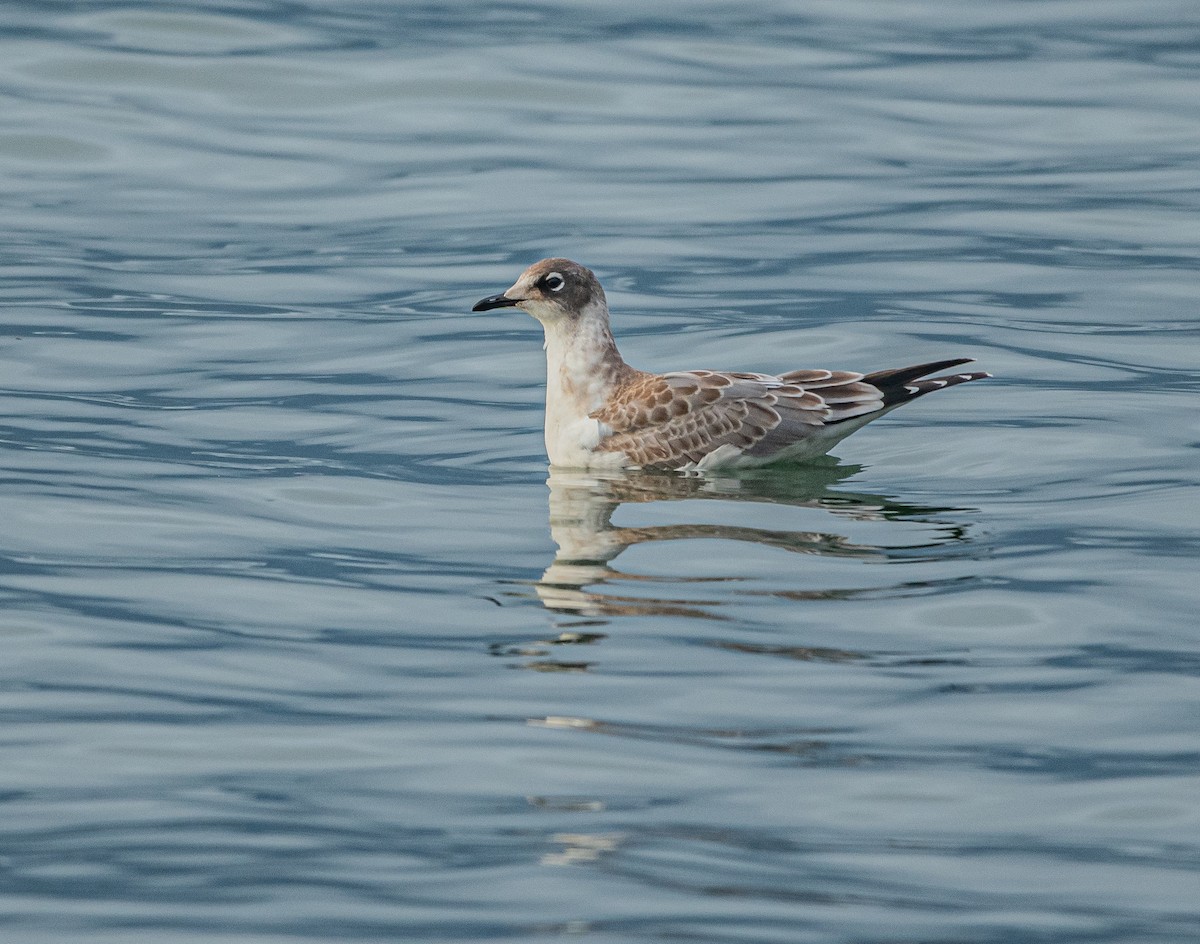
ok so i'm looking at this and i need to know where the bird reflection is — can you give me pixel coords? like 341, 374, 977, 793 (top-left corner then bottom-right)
496, 460, 974, 623
491, 461, 980, 670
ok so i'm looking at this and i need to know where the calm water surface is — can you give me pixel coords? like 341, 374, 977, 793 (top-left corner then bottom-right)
2, 2, 1199, 942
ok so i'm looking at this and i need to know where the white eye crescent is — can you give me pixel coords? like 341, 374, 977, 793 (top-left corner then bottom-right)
543, 272, 565, 292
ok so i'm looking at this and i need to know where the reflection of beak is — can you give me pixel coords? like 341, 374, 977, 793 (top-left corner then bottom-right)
472, 293, 521, 312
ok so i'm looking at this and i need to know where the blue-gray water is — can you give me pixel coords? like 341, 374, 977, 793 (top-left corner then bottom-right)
3, 2, 1199, 942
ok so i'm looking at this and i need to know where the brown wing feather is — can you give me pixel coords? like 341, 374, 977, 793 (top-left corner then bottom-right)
587, 358, 986, 468
743, 376, 884, 456
591, 371, 845, 468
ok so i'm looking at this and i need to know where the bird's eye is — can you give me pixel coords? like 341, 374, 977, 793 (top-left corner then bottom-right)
542, 272, 565, 292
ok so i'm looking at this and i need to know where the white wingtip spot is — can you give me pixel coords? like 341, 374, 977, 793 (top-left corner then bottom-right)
904, 385, 920, 394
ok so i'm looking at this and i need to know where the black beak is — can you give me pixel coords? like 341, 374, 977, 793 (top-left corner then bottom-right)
472, 293, 520, 312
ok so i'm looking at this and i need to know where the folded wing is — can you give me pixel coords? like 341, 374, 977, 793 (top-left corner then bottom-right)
590, 369, 886, 468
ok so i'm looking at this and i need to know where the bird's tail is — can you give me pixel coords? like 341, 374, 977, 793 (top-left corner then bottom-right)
863, 358, 991, 408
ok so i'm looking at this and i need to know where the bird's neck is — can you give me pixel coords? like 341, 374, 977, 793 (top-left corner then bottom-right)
541, 305, 628, 415
538, 306, 634, 468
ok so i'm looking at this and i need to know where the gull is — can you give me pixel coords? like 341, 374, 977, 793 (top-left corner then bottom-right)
473, 258, 989, 470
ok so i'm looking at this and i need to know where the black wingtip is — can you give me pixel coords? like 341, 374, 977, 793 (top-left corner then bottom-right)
876, 368, 990, 407
862, 358, 975, 388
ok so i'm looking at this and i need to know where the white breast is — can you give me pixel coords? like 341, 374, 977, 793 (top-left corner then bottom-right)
541, 317, 626, 468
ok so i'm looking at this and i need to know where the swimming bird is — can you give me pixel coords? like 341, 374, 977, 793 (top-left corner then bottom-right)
473, 258, 989, 470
